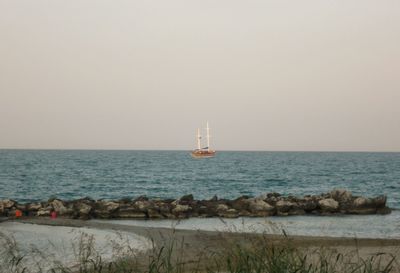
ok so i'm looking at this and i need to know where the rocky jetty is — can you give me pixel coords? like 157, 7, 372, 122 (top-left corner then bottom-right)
0, 189, 391, 220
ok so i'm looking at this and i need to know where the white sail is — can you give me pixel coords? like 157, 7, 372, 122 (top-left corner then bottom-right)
196, 128, 202, 150
191, 121, 215, 158
206, 121, 211, 151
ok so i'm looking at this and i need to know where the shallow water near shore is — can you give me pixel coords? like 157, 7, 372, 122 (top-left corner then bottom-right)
0, 222, 151, 269
92, 210, 400, 239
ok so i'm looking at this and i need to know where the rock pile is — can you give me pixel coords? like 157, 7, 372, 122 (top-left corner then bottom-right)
0, 189, 391, 220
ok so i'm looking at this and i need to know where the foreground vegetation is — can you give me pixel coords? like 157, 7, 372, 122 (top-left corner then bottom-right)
0, 230, 398, 273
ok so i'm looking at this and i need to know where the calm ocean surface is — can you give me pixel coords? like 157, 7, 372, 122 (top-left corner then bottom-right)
1, 150, 399, 238
0, 150, 399, 208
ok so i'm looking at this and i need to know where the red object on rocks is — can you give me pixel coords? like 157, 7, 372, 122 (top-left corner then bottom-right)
15, 209, 22, 218
51, 211, 57, 219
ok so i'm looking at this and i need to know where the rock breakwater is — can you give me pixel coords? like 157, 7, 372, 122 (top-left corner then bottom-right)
0, 189, 391, 220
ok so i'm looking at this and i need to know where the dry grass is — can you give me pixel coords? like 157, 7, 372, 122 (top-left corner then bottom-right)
0, 229, 398, 273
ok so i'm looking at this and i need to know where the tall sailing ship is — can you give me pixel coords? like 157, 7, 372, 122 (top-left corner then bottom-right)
191, 122, 216, 158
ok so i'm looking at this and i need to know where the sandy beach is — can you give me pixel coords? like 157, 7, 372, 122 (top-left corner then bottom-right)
1, 217, 398, 272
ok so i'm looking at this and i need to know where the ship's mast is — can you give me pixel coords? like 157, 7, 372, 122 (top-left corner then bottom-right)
206, 121, 210, 151
196, 128, 202, 150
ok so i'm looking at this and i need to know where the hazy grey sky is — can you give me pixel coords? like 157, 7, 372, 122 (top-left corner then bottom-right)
1, 0, 399, 151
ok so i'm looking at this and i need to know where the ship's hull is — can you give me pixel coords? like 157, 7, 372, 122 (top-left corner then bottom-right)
191, 150, 216, 158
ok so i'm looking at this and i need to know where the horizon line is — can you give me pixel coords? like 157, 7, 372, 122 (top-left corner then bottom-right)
0, 148, 399, 153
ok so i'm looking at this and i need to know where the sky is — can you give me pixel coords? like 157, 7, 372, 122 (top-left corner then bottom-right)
0, 0, 399, 151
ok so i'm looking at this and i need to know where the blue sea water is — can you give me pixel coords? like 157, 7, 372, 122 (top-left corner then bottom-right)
0, 150, 399, 208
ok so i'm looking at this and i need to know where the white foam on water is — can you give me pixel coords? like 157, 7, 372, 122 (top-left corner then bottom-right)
0, 222, 151, 271
92, 210, 400, 239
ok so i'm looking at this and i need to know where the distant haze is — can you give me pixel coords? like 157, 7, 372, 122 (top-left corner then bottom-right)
0, 0, 399, 151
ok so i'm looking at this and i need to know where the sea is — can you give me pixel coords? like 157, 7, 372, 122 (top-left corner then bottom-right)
1, 150, 399, 238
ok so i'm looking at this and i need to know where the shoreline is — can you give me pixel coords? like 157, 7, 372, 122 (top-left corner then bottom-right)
10, 217, 400, 247
2, 218, 399, 272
